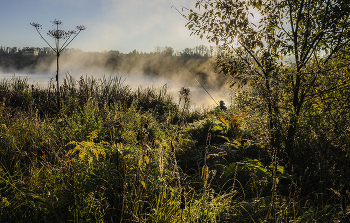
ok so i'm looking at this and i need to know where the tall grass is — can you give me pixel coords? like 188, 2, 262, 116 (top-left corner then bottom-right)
0, 75, 349, 222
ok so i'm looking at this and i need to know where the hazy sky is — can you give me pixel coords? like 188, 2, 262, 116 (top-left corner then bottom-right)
0, 0, 212, 53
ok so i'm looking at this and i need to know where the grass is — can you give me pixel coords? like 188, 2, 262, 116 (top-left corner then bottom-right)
0, 75, 349, 222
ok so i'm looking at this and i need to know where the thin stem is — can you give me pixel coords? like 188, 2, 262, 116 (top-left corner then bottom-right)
60, 30, 82, 53
34, 28, 56, 52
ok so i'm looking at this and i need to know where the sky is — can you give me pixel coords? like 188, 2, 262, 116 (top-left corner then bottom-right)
0, 0, 213, 53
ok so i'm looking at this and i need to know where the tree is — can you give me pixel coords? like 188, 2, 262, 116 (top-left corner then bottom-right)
162, 46, 174, 56
181, 0, 350, 163
31, 20, 86, 109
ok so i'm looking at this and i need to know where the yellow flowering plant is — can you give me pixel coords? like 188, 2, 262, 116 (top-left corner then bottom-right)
66, 130, 108, 165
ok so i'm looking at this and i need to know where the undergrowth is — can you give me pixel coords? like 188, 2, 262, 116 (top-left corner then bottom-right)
0, 75, 349, 222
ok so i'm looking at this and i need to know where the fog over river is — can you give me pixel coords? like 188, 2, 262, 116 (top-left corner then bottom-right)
0, 71, 234, 109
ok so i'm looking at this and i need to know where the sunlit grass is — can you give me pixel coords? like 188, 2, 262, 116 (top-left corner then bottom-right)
0, 75, 349, 222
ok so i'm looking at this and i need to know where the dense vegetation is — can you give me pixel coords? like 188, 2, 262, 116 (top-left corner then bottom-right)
0, 69, 349, 222
1, 0, 350, 221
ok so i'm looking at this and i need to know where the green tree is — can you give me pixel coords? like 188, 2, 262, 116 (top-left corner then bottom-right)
182, 0, 350, 163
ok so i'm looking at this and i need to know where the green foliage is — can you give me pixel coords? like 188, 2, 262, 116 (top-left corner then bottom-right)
1, 56, 350, 222
183, 0, 350, 164
174, 0, 350, 221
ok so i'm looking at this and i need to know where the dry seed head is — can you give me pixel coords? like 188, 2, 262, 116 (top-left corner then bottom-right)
47, 30, 70, 39
76, 25, 86, 31
51, 19, 62, 25
30, 22, 42, 29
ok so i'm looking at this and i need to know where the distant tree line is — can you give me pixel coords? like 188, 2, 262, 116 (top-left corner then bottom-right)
0, 45, 228, 89
0, 45, 219, 72
0, 47, 54, 73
